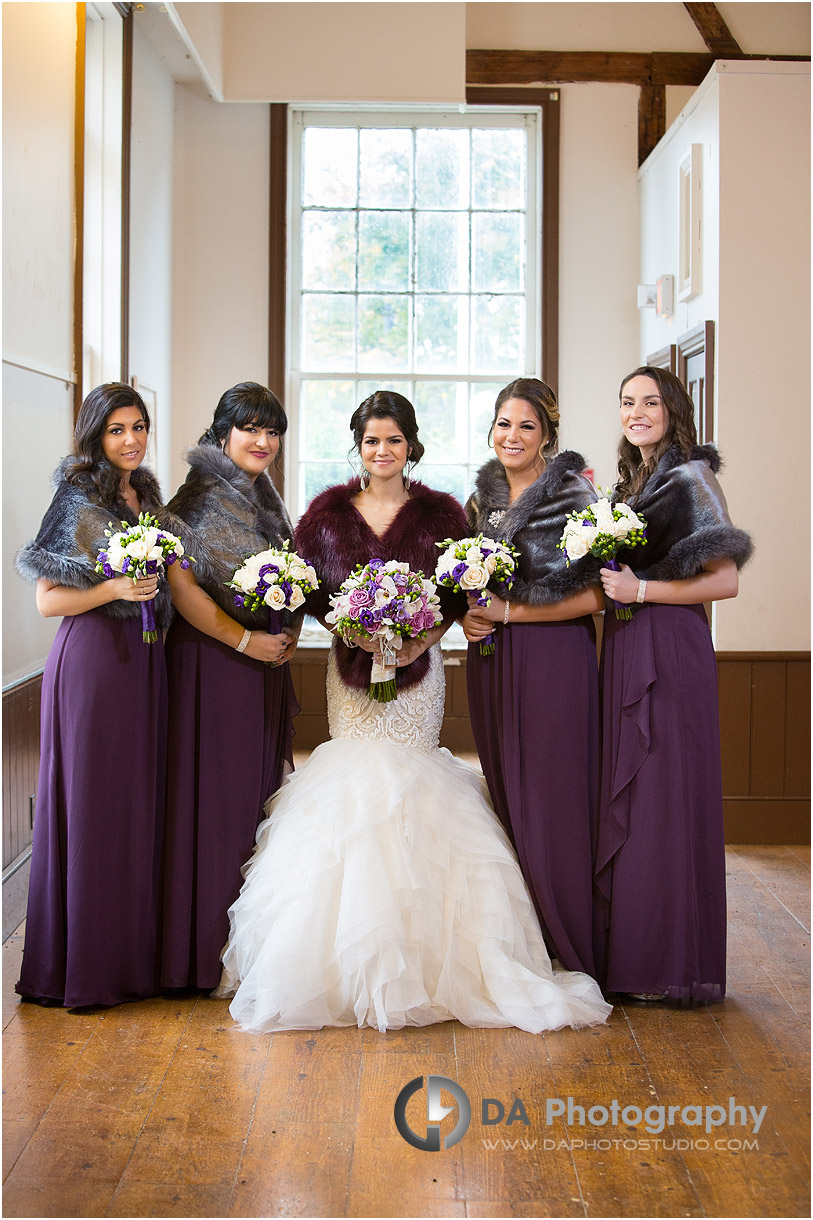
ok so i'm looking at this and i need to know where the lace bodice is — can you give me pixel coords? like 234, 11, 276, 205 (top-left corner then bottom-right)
327, 641, 445, 752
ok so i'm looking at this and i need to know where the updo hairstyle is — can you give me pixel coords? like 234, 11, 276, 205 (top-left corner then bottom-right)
349, 390, 425, 464
489, 378, 560, 454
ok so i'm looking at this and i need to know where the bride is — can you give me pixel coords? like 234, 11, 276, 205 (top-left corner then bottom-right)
215, 390, 611, 1033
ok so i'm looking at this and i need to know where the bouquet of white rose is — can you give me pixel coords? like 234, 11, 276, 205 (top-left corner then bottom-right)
435, 534, 519, 655
228, 541, 319, 635
558, 495, 647, 620
95, 512, 193, 642
325, 559, 442, 703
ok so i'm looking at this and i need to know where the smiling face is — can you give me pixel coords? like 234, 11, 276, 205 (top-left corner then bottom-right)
619, 375, 669, 461
223, 420, 280, 480
492, 398, 547, 479
359, 416, 410, 485
100, 406, 149, 476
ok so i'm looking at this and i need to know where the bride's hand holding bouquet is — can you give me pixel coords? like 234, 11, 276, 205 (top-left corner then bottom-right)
325, 558, 442, 702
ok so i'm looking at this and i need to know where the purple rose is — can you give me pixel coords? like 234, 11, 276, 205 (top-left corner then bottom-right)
349, 588, 370, 608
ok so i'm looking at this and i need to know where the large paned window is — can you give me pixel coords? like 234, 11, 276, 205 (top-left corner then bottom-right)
287, 107, 542, 515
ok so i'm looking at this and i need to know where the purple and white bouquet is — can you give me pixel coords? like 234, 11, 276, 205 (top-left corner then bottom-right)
95, 511, 193, 642
558, 495, 647, 620
325, 559, 442, 703
228, 541, 319, 635
435, 534, 519, 655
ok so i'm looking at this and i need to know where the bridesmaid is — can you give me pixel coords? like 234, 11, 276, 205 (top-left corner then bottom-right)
463, 378, 604, 976
15, 383, 170, 1006
595, 367, 751, 1002
161, 382, 300, 991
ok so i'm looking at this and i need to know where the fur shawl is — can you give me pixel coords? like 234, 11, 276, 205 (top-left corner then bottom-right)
294, 478, 468, 690
618, 445, 753, 580
16, 459, 173, 627
165, 444, 296, 631
466, 452, 603, 605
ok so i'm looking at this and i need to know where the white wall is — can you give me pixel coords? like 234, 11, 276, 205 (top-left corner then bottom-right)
2, 3, 78, 684
169, 83, 270, 494
557, 83, 640, 488
130, 23, 176, 497
638, 62, 810, 651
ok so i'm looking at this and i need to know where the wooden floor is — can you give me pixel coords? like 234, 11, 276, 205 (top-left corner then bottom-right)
3, 844, 809, 1219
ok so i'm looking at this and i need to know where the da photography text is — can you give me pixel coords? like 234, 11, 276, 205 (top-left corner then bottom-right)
393, 1078, 767, 1152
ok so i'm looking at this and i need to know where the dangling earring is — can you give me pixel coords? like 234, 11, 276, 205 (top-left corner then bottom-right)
537, 442, 547, 471
403, 461, 413, 490
359, 468, 369, 491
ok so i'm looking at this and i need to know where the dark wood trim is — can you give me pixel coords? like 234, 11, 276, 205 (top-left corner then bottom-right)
467, 50, 652, 86
717, 651, 810, 662
465, 87, 560, 394
638, 84, 666, 167
121, 6, 133, 383
684, 3, 743, 57
677, 319, 714, 444
268, 104, 287, 496
467, 48, 809, 88
646, 343, 677, 373
73, 3, 86, 420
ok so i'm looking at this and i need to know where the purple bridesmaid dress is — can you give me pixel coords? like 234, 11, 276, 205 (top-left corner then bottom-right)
17, 611, 167, 1007
467, 617, 600, 976
594, 603, 726, 1002
160, 617, 299, 990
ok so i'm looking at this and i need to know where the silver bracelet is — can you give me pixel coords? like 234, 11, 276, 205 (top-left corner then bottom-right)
503, 600, 510, 625
236, 627, 251, 653
636, 579, 647, 605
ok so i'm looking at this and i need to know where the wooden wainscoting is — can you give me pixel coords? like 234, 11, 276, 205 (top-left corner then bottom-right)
2, 674, 42, 937
289, 648, 810, 845
717, 651, 810, 844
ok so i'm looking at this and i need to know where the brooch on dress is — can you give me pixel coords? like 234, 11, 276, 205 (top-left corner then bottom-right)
488, 510, 506, 530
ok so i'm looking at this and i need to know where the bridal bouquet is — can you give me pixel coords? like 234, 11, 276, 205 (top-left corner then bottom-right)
95, 512, 193, 642
435, 534, 519, 656
228, 541, 319, 634
558, 495, 647, 620
325, 559, 442, 702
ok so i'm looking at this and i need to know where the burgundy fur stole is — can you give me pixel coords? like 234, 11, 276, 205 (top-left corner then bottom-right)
294, 479, 468, 690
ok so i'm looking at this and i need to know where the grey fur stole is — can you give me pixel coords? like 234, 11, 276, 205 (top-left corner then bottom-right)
466, 452, 602, 605
165, 445, 296, 631
16, 459, 173, 627
618, 445, 753, 580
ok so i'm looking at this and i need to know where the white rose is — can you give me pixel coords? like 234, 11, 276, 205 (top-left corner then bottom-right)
465, 546, 483, 564
459, 563, 489, 590
105, 540, 127, 572
483, 553, 498, 575
480, 536, 499, 550
146, 545, 165, 563
124, 536, 152, 561
231, 567, 256, 592
288, 584, 305, 610
591, 498, 616, 532
264, 585, 287, 610
564, 526, 596, 560
287, 556, 307, 579
304, 565, 318, 587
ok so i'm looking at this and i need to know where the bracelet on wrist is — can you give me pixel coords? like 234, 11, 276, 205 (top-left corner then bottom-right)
236, 627, 251, 653
636, 579, 647, 605
503, 600, 510, 625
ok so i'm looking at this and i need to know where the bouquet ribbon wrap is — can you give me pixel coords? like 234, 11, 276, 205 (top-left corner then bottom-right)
369, 637, 400, 702
605, 558, 633, 621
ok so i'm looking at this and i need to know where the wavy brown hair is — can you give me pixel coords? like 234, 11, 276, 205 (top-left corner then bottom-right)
488, 377, 560, 456
65, 382, 150, 507
615, 367, 697, 501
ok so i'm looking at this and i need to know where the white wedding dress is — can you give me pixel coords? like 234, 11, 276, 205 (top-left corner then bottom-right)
215, 644, 611, 1033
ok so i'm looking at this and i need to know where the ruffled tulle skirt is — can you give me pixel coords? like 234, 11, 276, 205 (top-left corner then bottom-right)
216, 737, 611, 1033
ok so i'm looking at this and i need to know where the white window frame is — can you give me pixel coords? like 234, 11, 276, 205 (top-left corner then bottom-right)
285, 104, 543, 521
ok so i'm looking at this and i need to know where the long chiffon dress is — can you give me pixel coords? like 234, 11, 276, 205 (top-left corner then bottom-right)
216, 644, 611, 1033
465, 453, 602, 977
15, 461, 169, 1007
593, 444, 753, 1002
160, 444, 299, 991
595, 604, 725, 1002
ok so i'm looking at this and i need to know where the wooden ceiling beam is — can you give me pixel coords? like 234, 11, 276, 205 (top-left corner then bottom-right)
467, 48, 808, 88
683, 3, 743, 56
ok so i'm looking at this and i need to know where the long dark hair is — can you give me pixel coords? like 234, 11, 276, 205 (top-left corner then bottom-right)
349, 390, 425, 465
65, 382, 150, 505
488, 377, 560, 456
615, 366, 697, 500
199, 382, 288, 455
